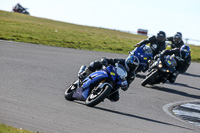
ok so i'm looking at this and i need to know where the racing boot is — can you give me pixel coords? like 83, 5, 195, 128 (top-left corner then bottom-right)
107, 91, 120, 102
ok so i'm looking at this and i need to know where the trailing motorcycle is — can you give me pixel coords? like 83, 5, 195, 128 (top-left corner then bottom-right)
64, 63, 127, 107
141, 54, 177, 86
12, 3, 30, 15
131, 44, 153, 73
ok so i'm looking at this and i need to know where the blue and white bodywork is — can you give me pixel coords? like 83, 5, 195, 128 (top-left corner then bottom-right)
131, 44, 153, 73
65, 63, 127, 107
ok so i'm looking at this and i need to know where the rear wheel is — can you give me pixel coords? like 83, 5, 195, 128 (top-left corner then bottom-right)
64, 80, 78, 101
85, 85, 112, 107
141, 70, 159, 86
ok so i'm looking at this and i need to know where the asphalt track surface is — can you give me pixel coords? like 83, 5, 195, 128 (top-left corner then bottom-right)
0, 41, 200, 133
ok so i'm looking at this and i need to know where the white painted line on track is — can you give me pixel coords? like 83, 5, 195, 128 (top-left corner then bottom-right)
163, 100, 200, 126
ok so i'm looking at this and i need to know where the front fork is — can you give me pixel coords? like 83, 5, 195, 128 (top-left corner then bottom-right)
77, 65, 87, 88
73, 79, 82, 88
92, 79, 115, 96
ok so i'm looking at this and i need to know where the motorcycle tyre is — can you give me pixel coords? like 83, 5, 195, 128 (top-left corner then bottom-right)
141, 69, 159, 86
64, 80, 78, 101
85, 85, 112, 107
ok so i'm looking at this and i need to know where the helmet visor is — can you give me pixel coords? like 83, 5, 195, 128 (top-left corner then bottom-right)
174, 38, 181, 43
157, 36, 165, 42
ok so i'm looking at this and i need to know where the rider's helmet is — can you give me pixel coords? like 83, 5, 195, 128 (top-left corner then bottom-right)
173, 33, 182, 44
180, 45, 190, 58
125, 54, 139, 72
157, 31, 166, 42
177, 32, 182, 37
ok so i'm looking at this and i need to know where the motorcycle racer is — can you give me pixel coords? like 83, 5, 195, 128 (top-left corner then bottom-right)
166, 32, 184, 49
79, 54, 139, 101
135, 31, 166, 56
154, 45, 191, 83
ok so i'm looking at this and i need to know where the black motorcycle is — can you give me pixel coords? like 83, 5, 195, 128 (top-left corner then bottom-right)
141, 54, 177, 86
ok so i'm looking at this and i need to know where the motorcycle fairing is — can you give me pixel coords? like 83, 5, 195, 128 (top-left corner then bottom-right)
72, 87, 86, 101
74, 65, 118, 100
72, 70, 108, 100
131, 45, 153, 73
105, 65, 118, 81
74, 71, 109, 100
132, 45, 153, 63
82, 70, 109, 89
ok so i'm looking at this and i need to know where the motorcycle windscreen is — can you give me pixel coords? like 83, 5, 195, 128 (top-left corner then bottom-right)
133, 45, 153, 63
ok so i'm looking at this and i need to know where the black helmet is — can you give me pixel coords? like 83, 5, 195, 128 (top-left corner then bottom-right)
157, 31, 166, 42
180, 45, 190, 58
125, 54, 139, 72
176, 32, 182, 38
173, 33, 182, 44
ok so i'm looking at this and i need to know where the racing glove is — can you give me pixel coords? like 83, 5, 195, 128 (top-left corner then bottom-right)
134, 43, 140, 47
78, 68, 92, 80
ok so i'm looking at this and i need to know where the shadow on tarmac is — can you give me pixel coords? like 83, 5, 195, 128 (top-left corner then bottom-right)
136, 72, 200, 79
72, 90, 194, 131
73, 100, 193, 130
166, 82, 200, 91
182, 72, 200, 78
136, 74, 146, 79
146, 85, 200, 99
93, 106, 193, 131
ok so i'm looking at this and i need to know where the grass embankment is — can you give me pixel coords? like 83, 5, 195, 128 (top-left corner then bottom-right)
0, 10, 146, 54
0, 124, 34, 133
0, 10, 200, 62
190, 45, 200, 62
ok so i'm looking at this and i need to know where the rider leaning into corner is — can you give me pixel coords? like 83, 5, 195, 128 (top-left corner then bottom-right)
78, 54, 139, 102
154, 45, 191, 83
166, 32, 184, 49
135, 31, 167, 56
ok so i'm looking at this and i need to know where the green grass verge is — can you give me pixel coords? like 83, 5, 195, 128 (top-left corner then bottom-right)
0, 10, 200, 62
0, 124, 34, 133
190, 45, 200, 62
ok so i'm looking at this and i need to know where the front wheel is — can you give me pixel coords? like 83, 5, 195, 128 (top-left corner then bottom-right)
64, 80, 78, 101
85, 85, 112, 107
141, 69, 159, 86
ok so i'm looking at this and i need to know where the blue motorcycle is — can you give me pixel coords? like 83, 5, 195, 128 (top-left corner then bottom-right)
131, 44, 153, 73
64, 63, 127, 107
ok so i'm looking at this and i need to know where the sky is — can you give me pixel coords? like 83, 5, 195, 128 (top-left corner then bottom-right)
1, 0, 200, 45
